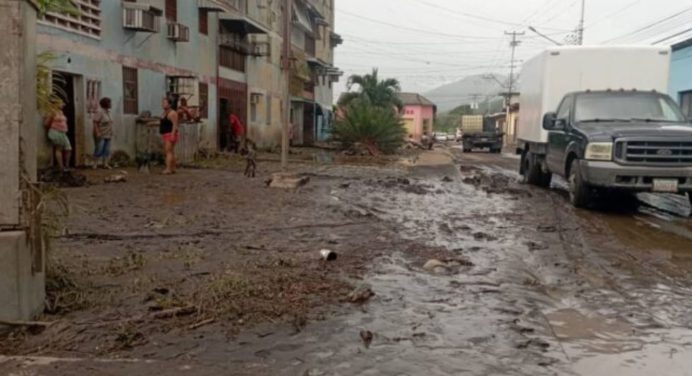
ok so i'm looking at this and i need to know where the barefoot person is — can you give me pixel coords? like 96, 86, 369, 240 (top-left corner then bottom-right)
92, 97, 114, 169
44, 101, 72, 171
160, 96, 179, 174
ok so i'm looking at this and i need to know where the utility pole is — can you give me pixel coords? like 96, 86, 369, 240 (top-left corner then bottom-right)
281, 0, 293, 170
577, 0, 586, 45
528, 26, 562, 46
504, 31, 524, 146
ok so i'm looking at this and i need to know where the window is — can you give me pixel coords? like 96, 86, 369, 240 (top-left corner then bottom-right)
266, 97, 272, 125
199, 9, 208, 35
681, 91, 692, 119
220, 47, 246, 72
250, 94, 261, 123
166, 0, 177, 22
86, 79, 101, 114
199, 82, 209, 119
42, 0, 102, 38
556, 95, 572, 120
122, 66, 138, 115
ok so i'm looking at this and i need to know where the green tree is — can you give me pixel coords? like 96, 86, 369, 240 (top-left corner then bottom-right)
332, 102, 406, 155
338, 69, 404, 109
36, 0, 80, 16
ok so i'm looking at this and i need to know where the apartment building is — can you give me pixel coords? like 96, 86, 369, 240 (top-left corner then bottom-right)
36, 0, 341, 167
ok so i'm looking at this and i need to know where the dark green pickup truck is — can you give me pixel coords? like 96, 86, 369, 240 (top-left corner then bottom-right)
522, 90, 692, 209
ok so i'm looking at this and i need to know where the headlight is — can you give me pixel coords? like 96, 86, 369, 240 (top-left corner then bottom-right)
585, 142, 613, 161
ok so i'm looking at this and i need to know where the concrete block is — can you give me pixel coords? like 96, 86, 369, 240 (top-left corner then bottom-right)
0, 231, 45, 321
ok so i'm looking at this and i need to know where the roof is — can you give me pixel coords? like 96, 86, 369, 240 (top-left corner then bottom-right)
397, 93, 436, 107
672, 37, 692, 52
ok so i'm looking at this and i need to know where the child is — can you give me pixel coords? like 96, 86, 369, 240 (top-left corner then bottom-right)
242, 139, 257, 178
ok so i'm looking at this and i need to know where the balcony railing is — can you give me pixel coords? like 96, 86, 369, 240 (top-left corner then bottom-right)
219, 34, 269, 57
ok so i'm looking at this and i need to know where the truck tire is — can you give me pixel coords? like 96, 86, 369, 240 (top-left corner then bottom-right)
569, 159, 591, 208
523, 153, 540, 185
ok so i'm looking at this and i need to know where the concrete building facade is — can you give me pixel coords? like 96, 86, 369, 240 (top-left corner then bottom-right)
670, 38, 692, 119
36, 0, 341, 166
398, 93, 436, 142
1, 0, 45, 322
290, 0, 342, 145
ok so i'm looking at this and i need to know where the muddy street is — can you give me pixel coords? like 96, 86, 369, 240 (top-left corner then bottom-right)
2, 148, 692, 375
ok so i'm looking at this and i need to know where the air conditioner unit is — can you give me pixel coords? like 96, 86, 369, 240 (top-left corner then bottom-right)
123, 7, 160, 33
167, 23, 190, 42
250, 93, 262, 105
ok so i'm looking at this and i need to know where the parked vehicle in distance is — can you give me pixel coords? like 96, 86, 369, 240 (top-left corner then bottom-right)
517, 46, 692, 212
460, 115, 503, 153
435, 133, 449, 142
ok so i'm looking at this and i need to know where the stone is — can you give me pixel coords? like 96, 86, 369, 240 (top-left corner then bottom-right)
423, 259, 446, 271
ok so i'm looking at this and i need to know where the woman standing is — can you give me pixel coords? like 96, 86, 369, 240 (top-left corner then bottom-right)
44, 101, 72, 171
160, 96, 179, 175
92, 97, 114, 169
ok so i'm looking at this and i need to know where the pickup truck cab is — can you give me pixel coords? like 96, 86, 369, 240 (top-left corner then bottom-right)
537, 90, 692, 207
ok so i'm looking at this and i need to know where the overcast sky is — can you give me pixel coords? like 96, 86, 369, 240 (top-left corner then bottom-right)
333, 0, 692, 100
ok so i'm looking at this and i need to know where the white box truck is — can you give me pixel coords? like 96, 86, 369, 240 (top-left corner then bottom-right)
517, 46, 692, 210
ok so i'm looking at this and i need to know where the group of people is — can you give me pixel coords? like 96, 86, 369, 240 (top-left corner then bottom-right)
44, 95, 256, 177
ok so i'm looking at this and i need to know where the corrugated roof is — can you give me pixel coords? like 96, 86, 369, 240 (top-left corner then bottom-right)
398, 92, 436, 107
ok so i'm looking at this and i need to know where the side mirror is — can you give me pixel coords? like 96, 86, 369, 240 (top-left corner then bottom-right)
542, 112, 557, 130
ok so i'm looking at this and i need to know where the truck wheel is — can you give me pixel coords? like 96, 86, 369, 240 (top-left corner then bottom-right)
569, 159, 591, 208
523, 153, 543, 186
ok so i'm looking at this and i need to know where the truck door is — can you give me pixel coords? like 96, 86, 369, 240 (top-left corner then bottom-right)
547, 95, 573, 175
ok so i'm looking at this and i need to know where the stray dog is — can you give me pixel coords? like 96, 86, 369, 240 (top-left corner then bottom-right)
242, 140, 257, 178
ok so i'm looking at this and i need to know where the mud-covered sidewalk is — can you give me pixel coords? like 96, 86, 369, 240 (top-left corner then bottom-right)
2, 147, 692, 375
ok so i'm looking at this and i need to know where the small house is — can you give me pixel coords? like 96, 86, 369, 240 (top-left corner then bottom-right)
398, 93, 436, 141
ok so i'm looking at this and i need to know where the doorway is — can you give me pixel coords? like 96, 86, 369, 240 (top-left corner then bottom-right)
53, 72, 77, 167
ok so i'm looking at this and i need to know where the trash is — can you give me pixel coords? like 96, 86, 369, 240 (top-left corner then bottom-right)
346, 285, 375, 304
104, 171, 128, 183
320, 249, 338, 261
266, 173, 310, 189
360, 330, 373, 348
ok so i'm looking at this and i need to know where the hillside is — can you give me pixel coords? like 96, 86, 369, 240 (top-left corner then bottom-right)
424, 74, 508, 112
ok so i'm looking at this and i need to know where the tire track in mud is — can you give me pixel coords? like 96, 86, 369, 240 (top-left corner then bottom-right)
463, 152, 692, 375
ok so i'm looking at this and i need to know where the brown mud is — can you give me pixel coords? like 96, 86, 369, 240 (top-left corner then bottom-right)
2, 147, 692, 375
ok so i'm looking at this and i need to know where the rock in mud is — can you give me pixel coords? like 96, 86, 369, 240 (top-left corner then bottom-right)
423, 259, 447, 271
346, 285, 375, 304
360, 330, 373, 348
442, 176, 453, 183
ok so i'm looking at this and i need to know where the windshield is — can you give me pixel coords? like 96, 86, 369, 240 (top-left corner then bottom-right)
574, 93, 686, 123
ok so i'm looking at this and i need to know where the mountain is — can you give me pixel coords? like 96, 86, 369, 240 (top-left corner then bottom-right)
424, 74, 508, 112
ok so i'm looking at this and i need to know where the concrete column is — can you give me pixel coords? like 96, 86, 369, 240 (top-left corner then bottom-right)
0, 0, 45, 322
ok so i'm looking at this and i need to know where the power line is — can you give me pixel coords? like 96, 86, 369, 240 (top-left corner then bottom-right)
602, 5, 692, 43
337, 9, 510, 40
410, 0, 571, 31
652, 27, 692, 45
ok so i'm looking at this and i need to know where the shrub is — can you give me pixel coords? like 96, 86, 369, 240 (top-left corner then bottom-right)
331, 102, 407, 155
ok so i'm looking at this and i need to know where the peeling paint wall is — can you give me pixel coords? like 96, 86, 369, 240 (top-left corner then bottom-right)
36, 0, 221, 166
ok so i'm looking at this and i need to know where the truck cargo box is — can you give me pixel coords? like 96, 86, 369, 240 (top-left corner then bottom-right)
460, 115, 484, 134
517, 46, 671, 145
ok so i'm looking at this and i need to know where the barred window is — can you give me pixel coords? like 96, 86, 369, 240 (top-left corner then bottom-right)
122, 67, 139, 115
42, 0, 102, 39
199, 83, 209, 119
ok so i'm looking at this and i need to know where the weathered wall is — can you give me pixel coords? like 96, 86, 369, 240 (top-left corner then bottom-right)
36, 0, 221, 165
0, 0, 45, 322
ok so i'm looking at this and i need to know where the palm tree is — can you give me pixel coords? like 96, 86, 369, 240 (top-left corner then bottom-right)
338, 69, 403, 110
36, 0, 80, 16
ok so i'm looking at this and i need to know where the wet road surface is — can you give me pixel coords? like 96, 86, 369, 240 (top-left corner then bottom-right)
3, 148, 692, 375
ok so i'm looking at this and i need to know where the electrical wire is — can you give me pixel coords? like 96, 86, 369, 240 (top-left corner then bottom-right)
602, 5, 692, 43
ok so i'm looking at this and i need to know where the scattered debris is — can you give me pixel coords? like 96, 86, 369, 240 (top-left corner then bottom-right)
104, 171, 128, 183
151, 306, 197, 319
266, 173, 310, 189
526, 241, 548, 251
320, 249, 338, 261
423, 259, 447, 271
537, 225, 557, 233
473, 232, 498, 241
188, 318, 215, 330
346, 285, 375, 304
360, 330, 374, 348
516, 338, 551, 351
442, 176, 453, 183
